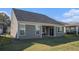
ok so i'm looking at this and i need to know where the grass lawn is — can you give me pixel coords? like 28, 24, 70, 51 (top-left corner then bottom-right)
0, 35, 79, 51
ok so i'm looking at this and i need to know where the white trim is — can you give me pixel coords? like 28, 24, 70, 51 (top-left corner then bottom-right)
53, 26, 56, 37
35, 25, 42, 38
56, 26, 63, 32
64, 27, 66, 33
18, 21, 64, 27
19, 24, 26, 36
76, 26, 78, 35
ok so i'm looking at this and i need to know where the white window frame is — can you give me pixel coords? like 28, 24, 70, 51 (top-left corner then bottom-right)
57, 27, 62, 32
35, 25, 41, 35
19, 24, 25, 36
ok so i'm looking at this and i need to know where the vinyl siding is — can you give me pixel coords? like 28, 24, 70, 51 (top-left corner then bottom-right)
18, 22, 64, 39
18, 23, 42, 39
54, 26, 64, 37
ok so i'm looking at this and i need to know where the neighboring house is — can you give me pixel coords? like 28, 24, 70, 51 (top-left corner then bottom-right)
11, 8, 65, 39
0, 13, 5, 35
0, 22, 4, 34
3, 13, 10, 34
64, 22, 79, 35
0, 13, 10, 34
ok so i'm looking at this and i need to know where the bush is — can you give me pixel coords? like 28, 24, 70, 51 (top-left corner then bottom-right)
0, 36, 12, 46
64, 34, 78, 38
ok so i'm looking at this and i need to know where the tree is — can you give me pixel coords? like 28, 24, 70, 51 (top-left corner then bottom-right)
0, 14, 4, 22
0, 13, 10, 34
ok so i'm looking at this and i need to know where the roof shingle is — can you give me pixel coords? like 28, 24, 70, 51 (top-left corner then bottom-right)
13, 8, 64, 25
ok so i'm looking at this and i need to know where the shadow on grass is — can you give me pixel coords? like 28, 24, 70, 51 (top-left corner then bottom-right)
34, 37, 79, 46
0, 39, 34, 51
0, 36, 79, 51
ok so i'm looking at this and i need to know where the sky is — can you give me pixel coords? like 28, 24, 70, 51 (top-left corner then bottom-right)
0, 8, 79, 23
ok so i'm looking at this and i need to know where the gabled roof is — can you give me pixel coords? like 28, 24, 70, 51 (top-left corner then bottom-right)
13, 8, 64, 25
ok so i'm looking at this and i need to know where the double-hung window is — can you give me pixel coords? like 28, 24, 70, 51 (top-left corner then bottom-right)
19, 25, 25, 35
57, 27, 62, 32
36, 26, 40, 34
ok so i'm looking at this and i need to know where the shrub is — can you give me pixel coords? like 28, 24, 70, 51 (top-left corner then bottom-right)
0, 36, 12, 46
64, 34, 78, 38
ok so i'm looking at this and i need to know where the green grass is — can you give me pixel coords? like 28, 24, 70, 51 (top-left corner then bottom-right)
0, 35, 79, 51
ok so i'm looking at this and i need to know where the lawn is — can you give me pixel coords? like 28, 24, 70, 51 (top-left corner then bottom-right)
0, 35, 79, 51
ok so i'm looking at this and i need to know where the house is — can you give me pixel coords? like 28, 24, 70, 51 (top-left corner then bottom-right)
0, 22, 4, 34
64, 22, 79, 35
0, 13, 4, 34
0, 13, 10, 34
11, 8, 65, 39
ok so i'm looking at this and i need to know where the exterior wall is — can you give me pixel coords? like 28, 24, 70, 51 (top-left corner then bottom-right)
0, 25, 3, 34
11, 10, 18, 38
17, 21, 64, 39
6, 27, 10, 34
54, 26, 64, 37
78, 27, 79, 34
18, 22, 42, 39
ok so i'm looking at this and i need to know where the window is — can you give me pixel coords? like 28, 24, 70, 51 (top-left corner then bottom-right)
36, 25, 40, 34
36, 26, 40, 30
36, 30, 40, 34
20, 30, 25, 35
19, 24, 25, 35
57, 27, 62, 32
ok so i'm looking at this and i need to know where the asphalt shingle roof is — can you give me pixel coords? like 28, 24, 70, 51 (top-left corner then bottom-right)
13, 8, 64, 25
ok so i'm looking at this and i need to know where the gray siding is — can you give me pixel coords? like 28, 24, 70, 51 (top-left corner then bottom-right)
54, 27, 64, 37
18, 24, 42, 39
18, 24, 64, 39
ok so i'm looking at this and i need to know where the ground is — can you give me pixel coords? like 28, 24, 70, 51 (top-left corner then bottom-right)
0, 35, 79, 51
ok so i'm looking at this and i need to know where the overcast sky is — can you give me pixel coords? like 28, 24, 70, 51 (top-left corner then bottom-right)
0, 8, 79, 23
